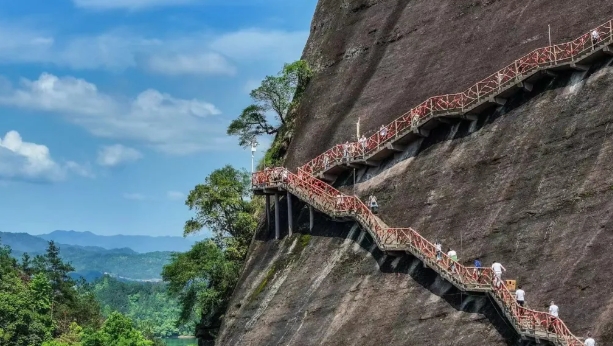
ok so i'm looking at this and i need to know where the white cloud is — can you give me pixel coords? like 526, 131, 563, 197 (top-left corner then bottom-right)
72, 0, 196, 10
0, 73, 229, 155
0, 23, 54, 64
147, 52, 237, 76
166, 191, 185, 201
0, 130, 89, 182
123, 193, 146, 200
0, 23, 307, 76
97, 144, 143, 167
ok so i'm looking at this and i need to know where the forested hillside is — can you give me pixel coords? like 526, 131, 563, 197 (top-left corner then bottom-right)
0, 239, 159, 346
92, 275, 194, 338
1, 232, 171, 280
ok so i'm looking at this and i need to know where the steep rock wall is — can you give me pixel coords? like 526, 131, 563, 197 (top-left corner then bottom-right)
218, 1, 613, 345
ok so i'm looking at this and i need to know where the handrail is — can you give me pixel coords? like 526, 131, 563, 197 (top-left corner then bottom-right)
299, 19, 613, 178
252, 168, 582, 345
247, 17, 613, 346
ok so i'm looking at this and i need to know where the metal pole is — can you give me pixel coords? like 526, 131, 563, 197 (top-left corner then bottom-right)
309, 205, 314, 232
356, 117, 360, 140
353, 168, 356, 196
250, 140, 257, 173
274, 193, 280, 240
548, 24, 552, 47
286, 191, 293, 237
265, 195, 271, 233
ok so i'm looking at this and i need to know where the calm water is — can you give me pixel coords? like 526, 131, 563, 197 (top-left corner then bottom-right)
163, 338, 197, 346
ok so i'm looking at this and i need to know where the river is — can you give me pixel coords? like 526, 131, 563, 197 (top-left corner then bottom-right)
162, 338, 197, 346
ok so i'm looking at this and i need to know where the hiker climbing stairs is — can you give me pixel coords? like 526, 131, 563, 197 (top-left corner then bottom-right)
252, 168, 582, 345
301, 19, 613, 183
249, 18, 613, 346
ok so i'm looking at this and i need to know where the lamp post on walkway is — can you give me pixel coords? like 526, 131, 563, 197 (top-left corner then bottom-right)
250, 139, 258, 173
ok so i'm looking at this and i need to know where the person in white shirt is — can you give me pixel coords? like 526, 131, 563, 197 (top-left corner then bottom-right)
549, 301, 559, 317
379, 125, 387, 139
584, 332, 595, 346
359, 135, 367, 152
491, 261, 506, 286
435, 240, 442, 261
515, 286, 525, 307
592, 29, 600, 46
368, 195, 378, 214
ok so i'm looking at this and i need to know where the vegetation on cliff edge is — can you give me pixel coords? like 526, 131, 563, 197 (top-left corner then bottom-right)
163, 60, 313, 343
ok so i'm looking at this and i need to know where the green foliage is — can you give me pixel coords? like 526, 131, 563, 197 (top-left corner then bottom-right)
183, 165, 256, 260
250, 266, 276, 302
0, 246, 53, 346
92, 275, 193, 338
258, 136, 285, 169
162, 240, 240, 329
82, 312, 153, 346
227, 105, 276, 147
165, 165, 258, 339
0, 239, 160, 346
299, 234, 312, 248
227, 59, 312, 148
173, 59, 314, 343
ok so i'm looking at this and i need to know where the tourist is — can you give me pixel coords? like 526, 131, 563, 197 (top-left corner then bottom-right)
474, 257, 482, 278
549, 301, 559, 318
491, 261, 506, 287
379, 125, 388, 139
359, 135, 367, 152
584, 332, 596, 346
515, 285, 525, 307
435, 240, 442, 262
591, 29, 600, 46
447, 248, 457, 273
368, 195, 378, 214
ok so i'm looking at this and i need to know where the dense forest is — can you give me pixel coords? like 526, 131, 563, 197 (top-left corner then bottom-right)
92, 276, 193, 338
0, 239, 160, 346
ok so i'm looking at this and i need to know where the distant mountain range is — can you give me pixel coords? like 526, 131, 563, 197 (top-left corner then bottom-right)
0, 231, 199, 280
38, 230, 203, 253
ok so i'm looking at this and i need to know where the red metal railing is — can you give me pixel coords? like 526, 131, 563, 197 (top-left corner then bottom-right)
252, 168, 583, 345
248, 17, 613, 346
300, 19, 613, 178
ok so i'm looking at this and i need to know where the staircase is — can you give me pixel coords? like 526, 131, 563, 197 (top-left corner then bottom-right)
248, 18, 613, 346
300, 19, 613, 183
252, 168, 582, 345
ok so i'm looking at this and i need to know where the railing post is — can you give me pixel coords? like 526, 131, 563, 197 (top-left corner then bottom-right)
287, 191, 293, 237
274, 193, 280, 240
265, 195, 271, 234
309, 205, 314, 232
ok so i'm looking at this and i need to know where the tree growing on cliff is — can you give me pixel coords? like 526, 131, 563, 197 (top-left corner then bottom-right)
227, 60, 313, 147
164, 165, 257, 340
183, 165, 256, 259
161, 240, 239, 339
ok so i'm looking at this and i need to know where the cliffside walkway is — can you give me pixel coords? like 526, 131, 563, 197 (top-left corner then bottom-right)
301, 19, 613, 182
252, 168, 582, 346
249, 18, 613, 346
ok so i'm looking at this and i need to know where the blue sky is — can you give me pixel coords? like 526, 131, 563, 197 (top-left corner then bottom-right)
0, 0, 317, 237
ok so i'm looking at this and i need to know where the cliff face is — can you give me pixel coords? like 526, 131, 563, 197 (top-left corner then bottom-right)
217, 1, 613, 345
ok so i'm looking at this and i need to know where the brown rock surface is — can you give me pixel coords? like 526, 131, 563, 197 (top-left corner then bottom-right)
217, 1, 613, 345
